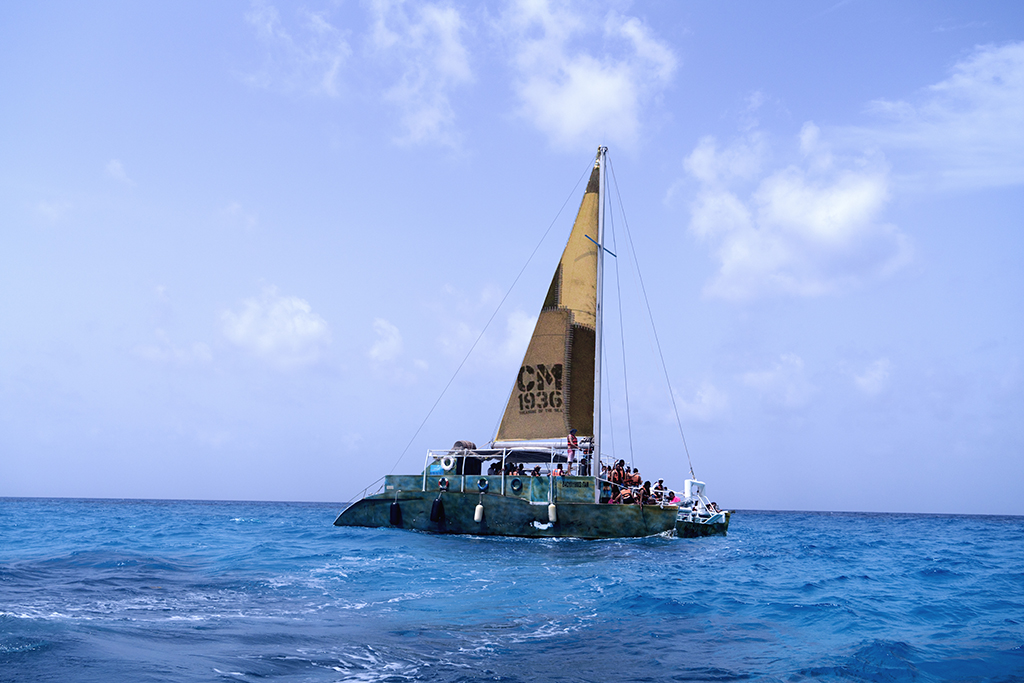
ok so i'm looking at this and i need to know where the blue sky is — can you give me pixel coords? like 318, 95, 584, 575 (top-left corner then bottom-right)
1, 1, 1022, 514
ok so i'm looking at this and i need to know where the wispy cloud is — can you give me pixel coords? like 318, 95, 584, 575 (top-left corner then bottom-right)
367, 317, 428, 383
844, 41, 1024, 189
134, 329, 213, 365
244, 1, 350, 96
742, 353, 815, 410
675, 381, 729, 422
106, 159, 134, 185
685, 123, 910, 300
221, 202, 258, 230
222, 287, 331, 367
368, 318, 403, 362
499, 309, 536, 364
36, 200, 71, 223
368, 0, 473, 146
432, 281, 537, 370
502, 0, 676, 150
682, 42, 1024, 300
854, 357, 891, 396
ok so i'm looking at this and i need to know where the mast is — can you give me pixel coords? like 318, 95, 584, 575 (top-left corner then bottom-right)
593, 146, 607, 502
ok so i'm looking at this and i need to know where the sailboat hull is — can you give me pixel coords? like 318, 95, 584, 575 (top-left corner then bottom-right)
335, 490, 679, 539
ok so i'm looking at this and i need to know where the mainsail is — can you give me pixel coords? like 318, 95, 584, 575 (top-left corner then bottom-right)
495, 156, 601, 443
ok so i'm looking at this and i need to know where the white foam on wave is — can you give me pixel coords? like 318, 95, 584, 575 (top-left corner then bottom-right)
302, 644, 428, 682
0, 609, 89, 621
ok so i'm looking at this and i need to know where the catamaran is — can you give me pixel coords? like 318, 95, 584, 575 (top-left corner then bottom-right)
335, 147, 729, 539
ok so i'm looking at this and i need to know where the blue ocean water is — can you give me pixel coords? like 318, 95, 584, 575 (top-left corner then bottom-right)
1, 499, 1022, 682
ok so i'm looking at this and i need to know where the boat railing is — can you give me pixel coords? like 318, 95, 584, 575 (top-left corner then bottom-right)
419, 447, 687, 503
342, 476, 387, 513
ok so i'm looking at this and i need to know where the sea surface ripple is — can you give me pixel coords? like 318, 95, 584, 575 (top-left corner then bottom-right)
1, 499, 1022, 682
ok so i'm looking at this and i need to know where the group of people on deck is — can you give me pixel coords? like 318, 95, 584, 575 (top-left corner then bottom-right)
569, 429, 676, 505
490, 461, 544, 477
599, 460, 674, 505
479, 428, 677, 506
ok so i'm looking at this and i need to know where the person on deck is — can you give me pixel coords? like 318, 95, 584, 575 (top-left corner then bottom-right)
566, 428, 578, 475
629, 468, 642, 487
610, 461, 625, 497
612, 487, 634, 504
639, 481, 652, 505
552, 463, 565, 477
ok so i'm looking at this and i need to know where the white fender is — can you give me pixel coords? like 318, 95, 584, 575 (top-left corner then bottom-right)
548, 504, 557, 523
474, 504, 484, 523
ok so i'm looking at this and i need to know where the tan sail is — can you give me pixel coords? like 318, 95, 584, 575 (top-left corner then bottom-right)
495, 158, 601, 442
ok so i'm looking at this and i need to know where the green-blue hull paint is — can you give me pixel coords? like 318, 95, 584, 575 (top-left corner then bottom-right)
334, 474, 728, 539
334, 491, 679, 539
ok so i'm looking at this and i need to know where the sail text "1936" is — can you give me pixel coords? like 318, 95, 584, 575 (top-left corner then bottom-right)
516, 363, 563, 413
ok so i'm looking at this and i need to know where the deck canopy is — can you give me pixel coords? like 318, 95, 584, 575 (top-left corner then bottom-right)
438, 448, 570, 464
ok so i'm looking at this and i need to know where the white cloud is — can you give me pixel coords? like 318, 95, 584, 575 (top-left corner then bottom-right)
848, 41, 1024, 189
742, 353, 815, 409
676, 381, 729, 422
244, 1, 350, 96
503, 1, 676, 150
106, 159, 133, 185
435, 302, 537, 370
222, 287, 330, 366
36, 200, 71, 223
369, 0, 473, 146
222, 202, 258, 230
683, 42, 1024, 300
685, 123, 911, 300
684, 132, 766, 186
134, 329, 213, 365
368, 318, 403, 362
854, 358, 891, 396
500, 309, 536, 364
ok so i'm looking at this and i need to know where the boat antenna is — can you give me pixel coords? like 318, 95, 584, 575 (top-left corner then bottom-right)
386, 159, 596, 474
607, 156, 696, 481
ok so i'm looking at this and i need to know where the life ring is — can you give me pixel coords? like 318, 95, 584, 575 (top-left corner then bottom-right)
438, 477, 450, 491
440, 455, 456, 471
510, 477, 523, 493
477, 477, 489, 493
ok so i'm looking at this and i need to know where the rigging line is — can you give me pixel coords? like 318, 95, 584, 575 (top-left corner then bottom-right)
388, 158, 596, 474
607, 156, 696, 481
607, 182, 635, 470
602, 327, 616, 473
